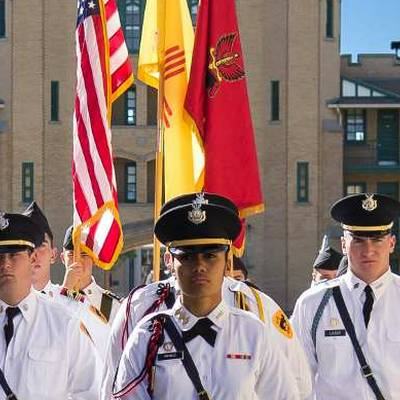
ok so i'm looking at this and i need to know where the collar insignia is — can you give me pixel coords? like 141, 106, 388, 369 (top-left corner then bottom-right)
0, 213, 9, 231
174, 307, 190, 326
188, 193, 208, 225
362, 194, 377, 212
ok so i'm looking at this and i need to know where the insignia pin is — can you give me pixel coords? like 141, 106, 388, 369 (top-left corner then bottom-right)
188, 193, 208, 225
362, 194, 377, 212
330, 318, 339, 327
163, 342, 174, 352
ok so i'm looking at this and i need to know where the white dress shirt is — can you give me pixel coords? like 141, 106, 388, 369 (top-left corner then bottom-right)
115, 297, 300, 399
291, 268, 400, 399
101, 277, 311, 399
0, 290, 101, 400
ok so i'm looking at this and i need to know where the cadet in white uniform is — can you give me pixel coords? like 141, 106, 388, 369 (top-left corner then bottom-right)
61, 225, 122, 325
102, 261, 311, 399
23, 202, 111, 361
292, 193, 400, 400
0, 212, 101, 399
113, 192, 299, 399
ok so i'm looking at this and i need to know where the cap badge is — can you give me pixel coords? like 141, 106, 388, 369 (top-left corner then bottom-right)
188, 193, 208, 225
362, 194, 377, 212
0, 213, 9, 231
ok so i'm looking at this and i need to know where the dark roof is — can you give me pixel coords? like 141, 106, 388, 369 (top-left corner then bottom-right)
359, 77, 400, 97
328, 76, 400, 107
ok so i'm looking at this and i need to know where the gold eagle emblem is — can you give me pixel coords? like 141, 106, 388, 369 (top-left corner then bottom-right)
207, 32, 245, 98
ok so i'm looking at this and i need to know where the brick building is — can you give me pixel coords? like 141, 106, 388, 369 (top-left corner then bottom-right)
0, 0, 349, 309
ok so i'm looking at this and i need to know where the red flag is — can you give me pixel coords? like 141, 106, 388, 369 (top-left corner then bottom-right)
184, 0, 264, 254
73, 0, 134, 269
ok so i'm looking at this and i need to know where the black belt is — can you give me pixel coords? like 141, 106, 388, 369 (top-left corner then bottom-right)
0, 368, 17, 399
332, 286, 385, 400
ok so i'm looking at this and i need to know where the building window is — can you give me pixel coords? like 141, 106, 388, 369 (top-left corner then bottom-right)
345, 183, 366, 196
51, 81, 59, 121
147, 159, 155, 202
271, 80, 280, 121
187, 0, 199, 25
345, 109, 365, 142
0, 0, 5, 38
126, 87, 136, 125
326, 0, 334, 38
119, 0, 144, 54
297, 162, 309, 203
22, 162, 34, 203
125, 162, 137, 203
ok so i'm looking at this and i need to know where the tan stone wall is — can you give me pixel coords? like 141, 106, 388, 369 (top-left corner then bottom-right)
0, 0, 12, 209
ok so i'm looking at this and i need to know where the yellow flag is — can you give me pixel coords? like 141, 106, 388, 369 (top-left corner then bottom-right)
138, 0, 203, 200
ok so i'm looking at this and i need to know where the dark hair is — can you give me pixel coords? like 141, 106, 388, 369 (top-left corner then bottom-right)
233, 256, 248, 279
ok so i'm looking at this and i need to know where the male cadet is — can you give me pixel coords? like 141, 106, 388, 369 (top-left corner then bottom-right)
0, 212, 101, 399
113, 192, 300, 399
22, 202, 58, 294
61, 225, 123, 325
291, 193, 400, 400
102, 227, 311, 398
23, 202, 109, 360
311, 235, 342, 286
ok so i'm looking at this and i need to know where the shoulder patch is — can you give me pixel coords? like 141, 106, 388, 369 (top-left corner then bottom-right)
272, 309, 293, 339
103, 289, 123, 303
89, 305, 108, 324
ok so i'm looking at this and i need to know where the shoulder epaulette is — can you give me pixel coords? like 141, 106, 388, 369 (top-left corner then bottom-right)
103, 289, 123, 303
100, 290, 122, 323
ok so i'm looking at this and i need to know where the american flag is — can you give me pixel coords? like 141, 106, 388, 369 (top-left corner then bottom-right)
73, 0, 133, 270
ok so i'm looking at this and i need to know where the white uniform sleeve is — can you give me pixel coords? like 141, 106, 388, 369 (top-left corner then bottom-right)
261, 293, 312, 399
255, 326, 300, 400
114, 322, 153, 400
290, 292, 318, 398
101, 297, 128, 400
66, 317, 103, 400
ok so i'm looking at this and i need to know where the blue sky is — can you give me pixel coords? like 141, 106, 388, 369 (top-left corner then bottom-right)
341, 0, 400, 57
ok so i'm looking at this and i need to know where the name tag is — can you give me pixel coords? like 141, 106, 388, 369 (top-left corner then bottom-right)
324, 329, 346, 337
157, 351, 184, 361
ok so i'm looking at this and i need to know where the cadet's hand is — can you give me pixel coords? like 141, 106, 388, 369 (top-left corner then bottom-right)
62, 261, 84, 289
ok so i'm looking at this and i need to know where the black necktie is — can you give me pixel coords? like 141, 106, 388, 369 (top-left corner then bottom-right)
363, 285, 374, 328
4, 307, 21, 347
182, 318, 217, 347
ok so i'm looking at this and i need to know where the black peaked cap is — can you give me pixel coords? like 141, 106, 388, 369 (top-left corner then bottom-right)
0, 212, 44, 253
155, 192, 241, 246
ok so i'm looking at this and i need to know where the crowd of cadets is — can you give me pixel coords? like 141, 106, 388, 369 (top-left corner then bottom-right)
0, 191, 399, 399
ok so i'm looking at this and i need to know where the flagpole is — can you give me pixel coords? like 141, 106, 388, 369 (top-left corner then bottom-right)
152, 0, 166, 283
